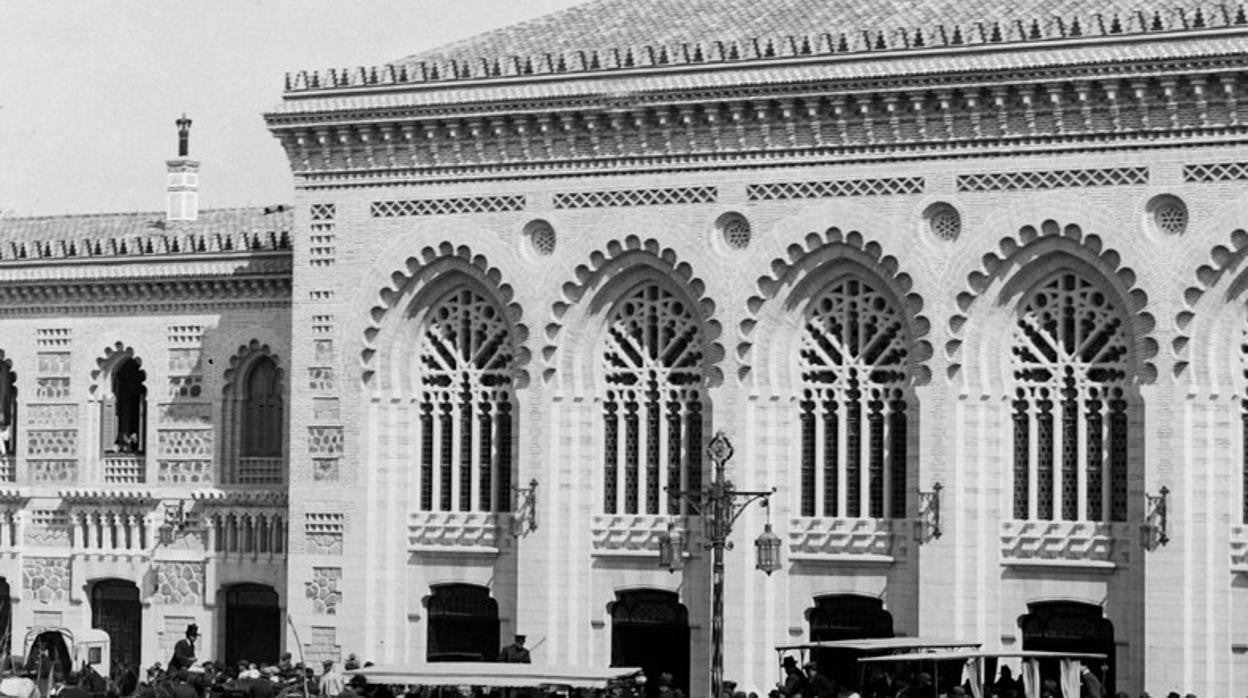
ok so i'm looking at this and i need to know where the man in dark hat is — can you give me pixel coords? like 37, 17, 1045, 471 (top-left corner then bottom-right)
498, 635, 531, 663
170, 624, 199, 671
778, 656, 808, 697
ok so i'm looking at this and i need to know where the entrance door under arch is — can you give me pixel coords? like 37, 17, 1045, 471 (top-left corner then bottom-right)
426, 584, 499, 662
225, 584, 280, 665
1020, 601, 1115, 695
807, 595, 894, 690
91, 580, 141, 669
611, 590, 690, 697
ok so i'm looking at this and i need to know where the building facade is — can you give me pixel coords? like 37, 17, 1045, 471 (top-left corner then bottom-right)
5, 0, 1248, 694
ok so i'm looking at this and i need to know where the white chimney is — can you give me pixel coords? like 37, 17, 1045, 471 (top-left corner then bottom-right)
167, 114, 199, 222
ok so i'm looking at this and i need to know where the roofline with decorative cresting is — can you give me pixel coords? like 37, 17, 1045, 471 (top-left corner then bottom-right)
280, 4, 1248, 97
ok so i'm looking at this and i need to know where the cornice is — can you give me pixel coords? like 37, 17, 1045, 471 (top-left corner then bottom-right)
0, 276, 292, 316
190, 488, 288, 507
0, 251, 291, 280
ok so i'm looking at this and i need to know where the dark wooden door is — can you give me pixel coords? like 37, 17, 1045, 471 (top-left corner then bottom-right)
91, 580, 141, 668
225, 584, 281, 665
1021, 601, 1116, 695
611, 590, 690, 697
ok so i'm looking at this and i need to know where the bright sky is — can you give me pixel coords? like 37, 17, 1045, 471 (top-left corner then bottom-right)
0, 0, 585, 217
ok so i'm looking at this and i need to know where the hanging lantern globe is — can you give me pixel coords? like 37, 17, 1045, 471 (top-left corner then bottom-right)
657, 526, 685, 572
754, 523, 783, 575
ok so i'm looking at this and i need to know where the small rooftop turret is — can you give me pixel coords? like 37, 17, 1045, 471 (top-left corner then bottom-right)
167, 114, 199, 223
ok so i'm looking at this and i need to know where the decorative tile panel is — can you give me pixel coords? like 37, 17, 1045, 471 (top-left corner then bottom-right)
747, 177, 924, 201
35, 378, 70, 400
310, 228, 336, 267
308, 290, 334, 302
956, 167, 1148, 192
553, 186, 715, 209
591, 514, 688, 553
371, 195, 525, 217
313, 458, 340, 481
308, 368, 336, 392
36, 353, 71, 375
36, 328, 71, 348
788, 517, 898, 558
158, 403, 213, 425
24, 510, 70, 546
26, 405, 77, 428
150, 562, 205, 605
167, 326, 204, 345
1000, 520, 1130, 566
306, 567, 342, 614
158, 460, 213, 485
23, 557, 70, 603
27, 430, 76, 457
103, 455, 146, 484
311, 316, 334, 334
157, 430, 214, 457
1232, 525, 1248, 573
168, 376, 204, 399
1184, 162, 1248, 183
28, 460, 76, 483
408, 511, 501, 550
167, 349, 203, 372
310, 203, 336, 221
308, 427, 343, 455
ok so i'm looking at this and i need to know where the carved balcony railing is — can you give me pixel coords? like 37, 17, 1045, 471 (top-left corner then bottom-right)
788, 517, 901, 563
408, 511, 503, 554
591, 514, 694, 557
237, 457, 284, 485
0, 456, 13, 483
1000, 520, 1131, 569
1232, 525, 1248, 575
103, 455, 146, 484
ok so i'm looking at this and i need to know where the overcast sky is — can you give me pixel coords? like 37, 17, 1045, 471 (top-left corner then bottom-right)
0, 0, 585, 217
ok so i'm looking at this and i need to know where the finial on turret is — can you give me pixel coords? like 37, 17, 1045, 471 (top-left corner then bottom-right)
176, 113, 192, 157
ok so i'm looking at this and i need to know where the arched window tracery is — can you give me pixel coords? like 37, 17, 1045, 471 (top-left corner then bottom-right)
602, 283, 705, 515
1011, 272, 1130, 522
415, 287, 514, 513
798, 276, 909, 519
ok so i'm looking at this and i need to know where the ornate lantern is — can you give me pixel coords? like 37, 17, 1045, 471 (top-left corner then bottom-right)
657, 523, 685, 572
754, 523, 782, 575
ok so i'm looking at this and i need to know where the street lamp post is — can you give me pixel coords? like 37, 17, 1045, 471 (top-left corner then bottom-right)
660, 431, 778, 698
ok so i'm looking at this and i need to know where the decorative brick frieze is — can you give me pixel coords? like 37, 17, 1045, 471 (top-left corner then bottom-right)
408, 511, 501, 551
311, 398, 340, 422
158, 403, 213, 425
24, 510, 70, 547
312, 459, 340, 481
167, 325, 205, 345
150, 562, 205, 605
311, 315, 334, 334
1, 231, 289, 263
308, 290, 334, 302
306, 513, 344, 555
787, 517, 899, 559
168, 376, 204, 399
371, 195, 524, 217
999, 520, 1130, 567
309, 226, 336, 267
1184, 162, 1248, 182
956, 167, 1148, 191
167, 349, 202, 372
308, 368, 336, 393
1231, 525, 1248, 573
747, 177, 923, 201
0, 278, 292, 316
306, 567, 342, 614
103, 455, 146, 484
553, 186, 716, 209
23, 557, 70, 603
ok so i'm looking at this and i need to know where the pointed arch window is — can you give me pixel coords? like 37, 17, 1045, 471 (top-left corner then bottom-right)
241, 357, 282, 458
103, 359, 146, 455
1011, 272, 1130, 522
798, 276, 909, 519
415, 287, 515, 513
0, 360, 15, 458
602, 283, 705, 515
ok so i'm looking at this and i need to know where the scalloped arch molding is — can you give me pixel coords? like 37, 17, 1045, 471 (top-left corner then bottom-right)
1174, 228, 1248, 380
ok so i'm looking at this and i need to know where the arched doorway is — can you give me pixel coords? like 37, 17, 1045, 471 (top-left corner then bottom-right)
1020, 601, 1115, 695
91, 580, 141, 668
224, 584, 280, 665
610, 590, 690, 697
426, 584, 499, 661
806, 595, 894, 690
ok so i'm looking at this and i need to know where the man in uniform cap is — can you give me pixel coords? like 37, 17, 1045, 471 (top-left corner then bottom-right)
169, 624, 198, 672
498, 635, 531, 663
